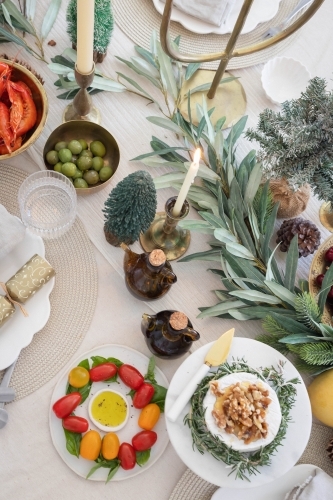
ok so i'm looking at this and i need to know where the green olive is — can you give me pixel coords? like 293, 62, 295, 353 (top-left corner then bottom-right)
90, 140, 106, 158
54, 162, 63, 173
99, 166, 113, 182
92, 156, 104, 172
68, 140, 82, 155
71, 155, 78, 165
74, 178, 89, 189
55, 141, 68, 152
46, 150, 59, 165
83, 170, 99, 185
72, 168, 83, 179
80, 150, 93, 158
78, 139, 88, 150
61, 162, 77, 178
58, 148, 72, 163
77, 156, 93, 171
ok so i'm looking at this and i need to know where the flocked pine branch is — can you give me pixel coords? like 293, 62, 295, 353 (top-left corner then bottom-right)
245, 77, 333, 204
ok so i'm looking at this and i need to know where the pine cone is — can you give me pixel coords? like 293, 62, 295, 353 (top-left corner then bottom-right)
276, 218, 321, 257
327, 437, 333, 463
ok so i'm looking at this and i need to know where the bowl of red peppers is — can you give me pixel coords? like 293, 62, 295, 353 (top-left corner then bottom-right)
0, 58, 48, 159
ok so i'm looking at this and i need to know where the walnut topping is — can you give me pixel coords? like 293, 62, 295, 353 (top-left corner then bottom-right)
169, 311, 188, 330
149, 249, 166, 266
210, 380, 272, 445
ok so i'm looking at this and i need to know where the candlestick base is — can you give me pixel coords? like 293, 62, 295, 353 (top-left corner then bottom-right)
62, 64, 101, 124
140, 197, 190, 261
179, 69, 246, 129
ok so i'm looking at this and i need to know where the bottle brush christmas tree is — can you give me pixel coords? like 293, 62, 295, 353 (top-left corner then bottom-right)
103, 171, 157, 246
67, 0, 114, 63
245, 77, 333, 207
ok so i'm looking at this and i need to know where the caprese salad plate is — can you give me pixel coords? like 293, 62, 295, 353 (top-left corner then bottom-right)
165, 338, 312, 488
49, 344, 169, 481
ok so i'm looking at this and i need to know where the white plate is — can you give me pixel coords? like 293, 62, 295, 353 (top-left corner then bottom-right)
0, 229, 55, 370
49, 344, 169, 481
165, 338, 312, 488
211, 464, 319, 499
153, 0, 282, 35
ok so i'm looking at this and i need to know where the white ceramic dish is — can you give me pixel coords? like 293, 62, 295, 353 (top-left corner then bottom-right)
49, 344, 169, 481
211, 464, 320, 499
165, 338, 312, 489
153, 0, 282, 35
88, 388, 130, 432
0, 228, 55, 370
261, 56, 311, 105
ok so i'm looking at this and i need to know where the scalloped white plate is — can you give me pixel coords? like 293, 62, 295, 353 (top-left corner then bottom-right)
49, 344, 169, 481
153, 0, 282, 35
0, 228, 55, 370
165, 338, 312, 488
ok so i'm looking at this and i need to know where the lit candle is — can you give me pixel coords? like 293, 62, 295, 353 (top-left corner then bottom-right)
76, 0, 95, 74
173, 149, 201, 217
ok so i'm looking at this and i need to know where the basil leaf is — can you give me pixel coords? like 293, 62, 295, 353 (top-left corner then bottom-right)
127, 389, 135, 400
152, 399, 165, 412
106, 462, 120, 483
64, 429, 81, 458
91, 356, 107, 367
86, 463, 103, 479
78, 358, 90, 370
106, 357, 123, 367
144, 356, 157, 383
136, 449, 151, 467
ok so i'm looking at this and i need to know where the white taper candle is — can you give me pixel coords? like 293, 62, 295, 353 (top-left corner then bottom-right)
76, 0, 95, 74
173, 149, 201, 217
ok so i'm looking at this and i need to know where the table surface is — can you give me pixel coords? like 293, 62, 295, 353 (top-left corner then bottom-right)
1, 1, 333, 499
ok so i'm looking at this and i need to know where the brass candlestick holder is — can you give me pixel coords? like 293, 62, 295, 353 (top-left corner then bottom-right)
140, 197, 190, 261
160, 0, 325, 127
63, 64, 100, 124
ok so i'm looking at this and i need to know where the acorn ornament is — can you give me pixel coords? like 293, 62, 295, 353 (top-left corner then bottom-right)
276, 218, 321, 258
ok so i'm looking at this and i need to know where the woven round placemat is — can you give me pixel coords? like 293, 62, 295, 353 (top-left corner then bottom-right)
169, 422, 333, 500
113, 0, 303, 70
0, 164, 98, 400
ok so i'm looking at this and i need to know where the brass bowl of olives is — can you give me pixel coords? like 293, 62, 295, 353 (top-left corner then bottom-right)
43, 121, 120, 195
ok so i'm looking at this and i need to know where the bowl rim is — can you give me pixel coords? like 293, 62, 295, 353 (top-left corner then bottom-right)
0, 58, 48, 160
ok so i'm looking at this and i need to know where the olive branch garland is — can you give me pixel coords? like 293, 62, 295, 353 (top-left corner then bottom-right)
184, 359, 299, 481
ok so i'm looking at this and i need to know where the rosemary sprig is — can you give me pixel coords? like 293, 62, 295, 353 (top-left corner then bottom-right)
184, 359, 299, 481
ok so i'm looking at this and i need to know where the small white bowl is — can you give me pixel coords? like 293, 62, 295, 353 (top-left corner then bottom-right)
88, 388, 129, 433
261, 57, 311, 105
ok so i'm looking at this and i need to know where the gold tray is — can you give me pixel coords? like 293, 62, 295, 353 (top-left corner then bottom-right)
309, 235, 333, 325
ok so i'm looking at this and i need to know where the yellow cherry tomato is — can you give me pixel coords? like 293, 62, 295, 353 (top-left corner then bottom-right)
68, 366, 90, 388
102, 432, 120, 460
80, 430, 101, 460
138, 403, 160, 431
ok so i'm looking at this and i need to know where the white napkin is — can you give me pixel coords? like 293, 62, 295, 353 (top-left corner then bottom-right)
0, 204, 26, 261
161, 0, 233, 27
284, 469, 333, 500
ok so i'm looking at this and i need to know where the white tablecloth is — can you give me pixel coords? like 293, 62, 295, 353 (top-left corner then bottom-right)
1, 1, 333, 499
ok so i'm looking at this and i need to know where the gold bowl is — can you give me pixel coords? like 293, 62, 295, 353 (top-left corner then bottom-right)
0, 58, 48, 159
309, 235, 333, 325
43, 121, 120, 195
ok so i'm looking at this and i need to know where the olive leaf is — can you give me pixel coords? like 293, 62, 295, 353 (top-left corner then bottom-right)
41, 0, 61, 41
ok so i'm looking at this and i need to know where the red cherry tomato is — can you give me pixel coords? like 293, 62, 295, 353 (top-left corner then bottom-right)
118, 364, 144, 390
118, 442, 136, 470
62, 416, 89, 433
52, 392, 82, 419
89, 363, 117, 382
133, 382, 155, 409
132, 430, 157, 451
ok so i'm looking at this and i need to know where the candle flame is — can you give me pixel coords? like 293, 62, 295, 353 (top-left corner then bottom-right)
194, 148, 201, 164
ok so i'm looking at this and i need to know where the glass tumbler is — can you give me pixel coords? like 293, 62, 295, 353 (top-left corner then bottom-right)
18, 171, 77, 239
